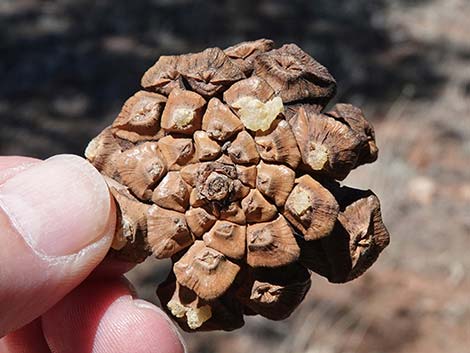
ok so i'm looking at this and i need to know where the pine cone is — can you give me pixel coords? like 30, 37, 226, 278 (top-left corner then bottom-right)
85, 39, 390, 331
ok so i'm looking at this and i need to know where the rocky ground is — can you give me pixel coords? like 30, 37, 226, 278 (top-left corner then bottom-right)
1, 0, 470, 352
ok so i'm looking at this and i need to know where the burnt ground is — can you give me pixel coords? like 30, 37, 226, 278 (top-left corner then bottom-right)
1, 0, 470, 352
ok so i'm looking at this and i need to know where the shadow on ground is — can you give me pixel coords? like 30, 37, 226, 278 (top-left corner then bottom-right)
0, 0, 445, 157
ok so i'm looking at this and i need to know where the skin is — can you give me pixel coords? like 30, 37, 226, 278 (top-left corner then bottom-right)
0, 155, 185, 353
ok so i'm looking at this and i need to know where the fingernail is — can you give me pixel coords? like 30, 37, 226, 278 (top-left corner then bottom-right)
133, 299, 187, 353
0, 154, 112, 256
0, 156, 40, 185
0, 161, 38, 185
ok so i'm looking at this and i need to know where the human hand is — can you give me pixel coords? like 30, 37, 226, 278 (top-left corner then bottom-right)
0, 155, 185, 353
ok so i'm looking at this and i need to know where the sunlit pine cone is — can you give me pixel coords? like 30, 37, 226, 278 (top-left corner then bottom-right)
85, 39, 390, 332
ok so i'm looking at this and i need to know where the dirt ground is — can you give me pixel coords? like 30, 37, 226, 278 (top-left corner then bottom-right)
1, 0, 469, 352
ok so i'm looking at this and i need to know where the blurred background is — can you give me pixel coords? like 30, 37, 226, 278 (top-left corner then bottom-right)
1, 0, 469, 352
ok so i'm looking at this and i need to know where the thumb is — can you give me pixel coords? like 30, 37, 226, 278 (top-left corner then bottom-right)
0, 154, 115, 336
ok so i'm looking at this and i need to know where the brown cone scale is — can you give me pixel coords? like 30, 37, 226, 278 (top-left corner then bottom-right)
85, 39, 390, 331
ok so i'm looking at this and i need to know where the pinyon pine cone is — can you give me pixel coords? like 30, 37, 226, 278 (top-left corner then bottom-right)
85, 39, 390, 332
